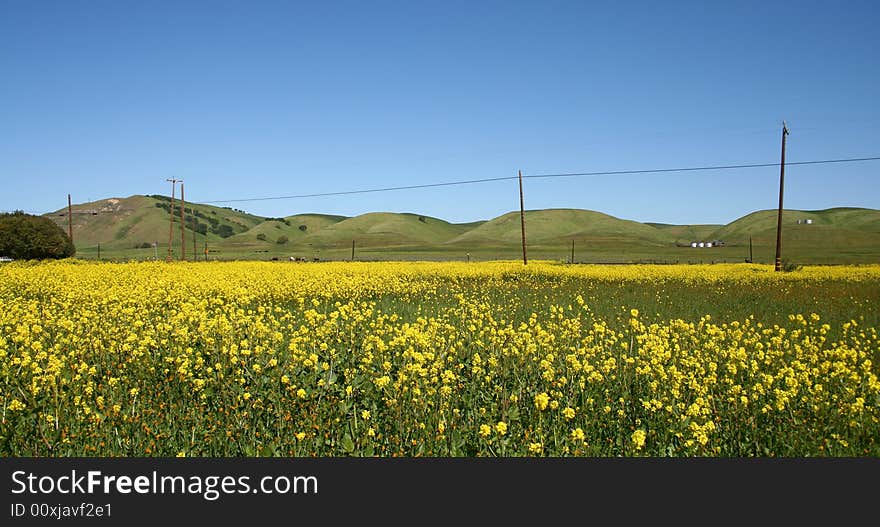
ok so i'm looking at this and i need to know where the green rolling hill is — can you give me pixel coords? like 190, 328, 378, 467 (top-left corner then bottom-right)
709, 207, 880, 240
44, 195, 266, 256
224, 213, 348, 248
706, 208, 880, 264
300, 212, 479, 248
646, 223, 723, 245
38, 196, 879, 263
448, 209, 671, 247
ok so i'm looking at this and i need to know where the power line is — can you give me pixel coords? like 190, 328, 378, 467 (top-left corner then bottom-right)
198, 175, 517, 204
526, 156, 880, 179
186, 155, 879, 205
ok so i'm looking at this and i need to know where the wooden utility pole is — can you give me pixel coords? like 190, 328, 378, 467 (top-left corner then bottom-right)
518, 170, 527, 265
351, 240, 355, 261
570, 239, 575, 264
180, 182, 186, 262
67, 194, 73, 243
204, 239, 208, 262
97, 243, 100, 260
192, 213, 197, 262
749, 236, 753, 263
165, 179, 179, 261
774, 122, 789, 271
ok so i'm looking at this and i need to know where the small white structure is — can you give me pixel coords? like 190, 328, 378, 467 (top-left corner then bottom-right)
806, 219, 813, 224
698, 242, 705, 248
706, 242, 713, 248
691, 242, 698, 248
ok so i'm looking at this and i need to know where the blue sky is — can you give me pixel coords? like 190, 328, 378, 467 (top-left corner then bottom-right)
1, 0, 878, 224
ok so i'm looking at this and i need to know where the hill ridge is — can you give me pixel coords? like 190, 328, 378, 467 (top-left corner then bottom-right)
40, 195, 879, 263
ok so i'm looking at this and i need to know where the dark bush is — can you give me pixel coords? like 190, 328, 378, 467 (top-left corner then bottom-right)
276, 235, 288, 244
256, 233, 267, 241
214, 225, 235, 238
781, 260, 802, 272
0, 212, 76, 260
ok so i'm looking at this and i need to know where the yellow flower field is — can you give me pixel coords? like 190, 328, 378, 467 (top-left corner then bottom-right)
1, 260, 878, 456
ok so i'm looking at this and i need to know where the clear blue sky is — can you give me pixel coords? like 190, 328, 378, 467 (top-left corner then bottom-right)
2, 0, 878, 224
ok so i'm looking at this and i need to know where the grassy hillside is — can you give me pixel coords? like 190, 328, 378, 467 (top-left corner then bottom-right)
225, 214, 347, 245
300, 212, 475, 248
40, 198, 879, 264
449, 209, 673, 247
709, 207, 880, 241
708, 208, 880, 264
45, 195, 266, 256
647, 223, 722, 244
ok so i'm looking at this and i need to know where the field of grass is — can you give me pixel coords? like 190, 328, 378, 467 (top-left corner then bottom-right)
49, 197, 879, 265
1, 260, 877, 457
73, 235, 878, 266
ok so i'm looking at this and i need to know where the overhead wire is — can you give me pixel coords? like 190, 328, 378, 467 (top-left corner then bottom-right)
195, 156, 880, 205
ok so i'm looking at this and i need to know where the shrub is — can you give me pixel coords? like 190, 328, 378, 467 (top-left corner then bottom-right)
0, 212, 76, 259
781, 260, 802, 272
277, 235, 289, 244
256, 233, 267, 241
214, 225, 235, 238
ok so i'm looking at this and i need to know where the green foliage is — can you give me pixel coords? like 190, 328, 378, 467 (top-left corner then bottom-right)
256, 233, 267, 241
276, 235, 289, 244
153, 201, 246, 238
781, 260, 802, 272
0, 212, 75, 260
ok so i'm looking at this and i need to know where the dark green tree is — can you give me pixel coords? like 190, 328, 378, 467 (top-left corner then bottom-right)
0, 212, 76, 259
214, 224, 235, 238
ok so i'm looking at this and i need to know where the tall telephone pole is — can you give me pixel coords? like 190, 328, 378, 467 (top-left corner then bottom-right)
774, 122, 789, 272
192, 213, 197, 262
67, 194, 73, 243
166, 179, 180, 261
518, 170, 528, 266
180, 182, 186, 262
